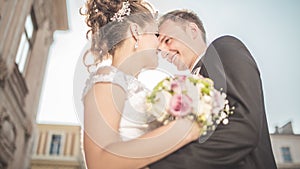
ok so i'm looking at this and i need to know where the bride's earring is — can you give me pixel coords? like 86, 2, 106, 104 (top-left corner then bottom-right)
134, 39, 139, 49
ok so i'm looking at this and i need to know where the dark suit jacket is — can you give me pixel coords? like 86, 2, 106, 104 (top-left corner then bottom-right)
150, 36, 277, 169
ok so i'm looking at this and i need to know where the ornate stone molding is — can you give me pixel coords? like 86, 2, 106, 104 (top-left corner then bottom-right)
0, 56, 8, 88
33, 0, 54, 30
5, 64, 29, 117
0, 107, 16, 167
32, 0, 68, 31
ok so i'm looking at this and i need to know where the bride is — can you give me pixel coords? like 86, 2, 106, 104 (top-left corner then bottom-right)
81, 0, 202, 168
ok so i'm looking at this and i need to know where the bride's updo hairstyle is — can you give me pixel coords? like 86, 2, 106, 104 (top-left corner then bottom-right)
81, 0, 155, 69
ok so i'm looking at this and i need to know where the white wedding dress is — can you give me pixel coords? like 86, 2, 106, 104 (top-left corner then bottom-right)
82, 65, 157, 141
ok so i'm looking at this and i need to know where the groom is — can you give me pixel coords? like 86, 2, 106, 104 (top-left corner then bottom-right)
150, 10, 277, 169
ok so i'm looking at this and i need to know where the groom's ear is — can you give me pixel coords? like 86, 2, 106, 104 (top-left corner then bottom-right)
129, 23, 141, 41
186, 22, 199, 40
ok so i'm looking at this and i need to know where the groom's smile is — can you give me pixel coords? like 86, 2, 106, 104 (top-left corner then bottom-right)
158, 20, 197, 70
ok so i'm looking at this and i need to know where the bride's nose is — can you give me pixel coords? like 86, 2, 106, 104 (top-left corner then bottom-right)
159, 50, 170, 59
158, 43, 169, 55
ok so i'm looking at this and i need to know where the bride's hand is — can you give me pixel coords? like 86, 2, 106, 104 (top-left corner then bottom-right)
184, 119, 203, 142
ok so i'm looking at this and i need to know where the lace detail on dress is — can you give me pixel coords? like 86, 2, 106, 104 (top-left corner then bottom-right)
82, 66, 128, 100
82, 65, 156, 141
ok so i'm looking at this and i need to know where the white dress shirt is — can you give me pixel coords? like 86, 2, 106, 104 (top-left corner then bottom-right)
191, 52, 205, 75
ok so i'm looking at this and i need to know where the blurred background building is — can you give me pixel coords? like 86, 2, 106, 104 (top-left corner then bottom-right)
0, 0, 68, 168
31, 124, 86, 169
1, 0, 300, 169
270, 122, 300, 169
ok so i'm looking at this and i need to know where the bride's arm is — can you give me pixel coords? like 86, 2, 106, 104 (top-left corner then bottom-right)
84, 83, 200, 169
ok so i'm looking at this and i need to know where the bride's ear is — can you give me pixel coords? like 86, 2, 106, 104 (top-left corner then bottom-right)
129, 23, 141, 41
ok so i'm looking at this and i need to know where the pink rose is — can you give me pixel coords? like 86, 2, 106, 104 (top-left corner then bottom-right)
169, 94, 193, 117
171, 81, 181, 94
171, 75, 187, 94
176, 75, 187, 82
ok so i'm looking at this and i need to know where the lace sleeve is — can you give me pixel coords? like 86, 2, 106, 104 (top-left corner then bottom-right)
82, 66, 128, 100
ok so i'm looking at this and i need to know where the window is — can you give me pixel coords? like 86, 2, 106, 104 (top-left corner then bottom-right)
15, 8, 37, 73
50, 134, 61, 155
281, 147, 293, 163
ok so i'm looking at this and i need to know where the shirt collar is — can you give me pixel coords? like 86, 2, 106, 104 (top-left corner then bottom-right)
191, 51, 205, 72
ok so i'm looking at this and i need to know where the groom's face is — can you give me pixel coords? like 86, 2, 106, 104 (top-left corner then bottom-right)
158, 20, 195, 71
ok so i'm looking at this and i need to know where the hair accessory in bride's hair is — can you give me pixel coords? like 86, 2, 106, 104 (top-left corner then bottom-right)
110, 1, 131, 22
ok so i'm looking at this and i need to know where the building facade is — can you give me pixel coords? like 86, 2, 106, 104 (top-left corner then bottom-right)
31, 124, 86, 169
270, 122, 300, 169
0, 0, 68, 168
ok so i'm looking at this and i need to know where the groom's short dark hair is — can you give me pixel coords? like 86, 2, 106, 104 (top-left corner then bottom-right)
159, 9, 206, 43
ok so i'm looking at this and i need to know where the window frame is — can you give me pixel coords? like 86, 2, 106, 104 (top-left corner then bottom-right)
281, 146, 293, 163
49, 134, 62, 155
15, 8, 37, 74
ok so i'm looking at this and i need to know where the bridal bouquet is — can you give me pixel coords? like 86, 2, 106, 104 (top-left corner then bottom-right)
146, 75, 234, 135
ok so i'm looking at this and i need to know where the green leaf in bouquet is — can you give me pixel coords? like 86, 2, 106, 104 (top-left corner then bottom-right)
201, 79, 212, 88
188, 77, 200, 85
196, 113, 208, 125
153, 78, 170, 92
201, 87, 210, 95
146, 94, 157, 104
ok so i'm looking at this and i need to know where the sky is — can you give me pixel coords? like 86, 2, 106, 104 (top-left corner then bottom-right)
37, 0, 300, 134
